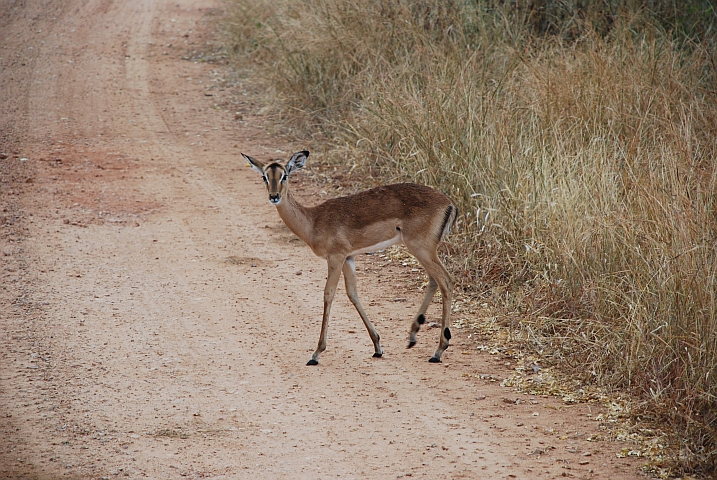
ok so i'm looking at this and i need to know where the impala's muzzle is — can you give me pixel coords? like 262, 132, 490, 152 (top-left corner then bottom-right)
269, 193, 281, 205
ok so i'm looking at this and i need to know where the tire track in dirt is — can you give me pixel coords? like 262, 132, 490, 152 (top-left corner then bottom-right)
1, 0, 645, 479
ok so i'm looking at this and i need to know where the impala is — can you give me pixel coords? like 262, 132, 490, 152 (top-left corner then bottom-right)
243, 150, 456, 365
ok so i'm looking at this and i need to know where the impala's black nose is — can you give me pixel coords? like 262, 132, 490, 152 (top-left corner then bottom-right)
269, 194, 281, 204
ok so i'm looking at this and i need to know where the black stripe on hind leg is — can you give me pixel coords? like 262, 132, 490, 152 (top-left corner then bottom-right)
436, 205, 455, 241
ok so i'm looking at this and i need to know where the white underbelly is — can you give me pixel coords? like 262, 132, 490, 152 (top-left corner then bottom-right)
349, 231, 402, 256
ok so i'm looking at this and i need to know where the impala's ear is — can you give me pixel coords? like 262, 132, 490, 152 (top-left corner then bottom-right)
242, 153, 265, 175
285, 150, 309, 175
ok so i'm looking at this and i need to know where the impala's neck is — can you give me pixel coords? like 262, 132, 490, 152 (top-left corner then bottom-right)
275, 188, 315, 248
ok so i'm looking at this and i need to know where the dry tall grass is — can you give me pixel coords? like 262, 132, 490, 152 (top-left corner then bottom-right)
224, 0, 717, 474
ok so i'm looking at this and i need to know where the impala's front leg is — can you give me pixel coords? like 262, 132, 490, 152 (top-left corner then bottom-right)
343, 257, 383, 358
307, 255, 345, 366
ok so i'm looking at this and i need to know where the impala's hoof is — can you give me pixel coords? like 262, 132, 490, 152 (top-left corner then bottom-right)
428, 356, 441, 363
372, 352, 383, 358
407, 341, 416, 349
306, 359, 319, 366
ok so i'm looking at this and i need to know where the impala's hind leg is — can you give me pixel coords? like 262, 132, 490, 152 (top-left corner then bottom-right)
428, 261, 453, 362
406, 245, 453, 363
408, 276, 438, 348
343, 257, 383, 358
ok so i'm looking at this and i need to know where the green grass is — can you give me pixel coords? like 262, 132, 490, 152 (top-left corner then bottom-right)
223, 0, 717, 474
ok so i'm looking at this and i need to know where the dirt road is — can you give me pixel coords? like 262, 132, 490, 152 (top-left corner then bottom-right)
0, 1, 645, 478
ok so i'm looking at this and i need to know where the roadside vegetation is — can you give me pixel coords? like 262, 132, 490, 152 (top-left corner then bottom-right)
223, 0, 717, 475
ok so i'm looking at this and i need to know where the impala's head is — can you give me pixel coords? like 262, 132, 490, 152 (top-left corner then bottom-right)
242, 151, 309, 205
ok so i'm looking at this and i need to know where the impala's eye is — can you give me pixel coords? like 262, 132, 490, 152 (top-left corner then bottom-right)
280, 173, 287, 183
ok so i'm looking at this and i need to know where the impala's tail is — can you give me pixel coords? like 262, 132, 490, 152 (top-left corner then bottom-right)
438, 204, 457, 241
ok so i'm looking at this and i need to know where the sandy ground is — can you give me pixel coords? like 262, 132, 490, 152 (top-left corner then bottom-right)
0, 1, 646, 478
